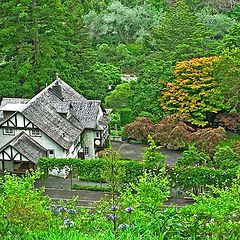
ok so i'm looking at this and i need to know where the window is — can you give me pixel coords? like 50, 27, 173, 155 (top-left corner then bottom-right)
84, 147, 89, 156
47, 149, 55, 158
3, 128, 15, 135
96, 131, 100, 138
30, 129, 41, 137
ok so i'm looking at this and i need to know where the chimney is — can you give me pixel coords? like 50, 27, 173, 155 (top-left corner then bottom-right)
51, 75, 63, 99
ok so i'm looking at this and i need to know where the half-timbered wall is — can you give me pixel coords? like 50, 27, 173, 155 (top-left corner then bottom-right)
0, 113, 67, 158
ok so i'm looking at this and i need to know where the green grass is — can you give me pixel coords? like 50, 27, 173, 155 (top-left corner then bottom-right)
72, 184, 111, 192
218, 131, 240, 148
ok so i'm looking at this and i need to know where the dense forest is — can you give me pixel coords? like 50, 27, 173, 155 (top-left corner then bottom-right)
0, 0, 240, 127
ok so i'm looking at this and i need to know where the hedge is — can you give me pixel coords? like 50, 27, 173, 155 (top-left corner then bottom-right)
38, 158, 239, 194
38, 157, 145, 183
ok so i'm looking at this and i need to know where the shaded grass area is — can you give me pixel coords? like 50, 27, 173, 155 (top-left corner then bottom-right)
218, 131, 240, 148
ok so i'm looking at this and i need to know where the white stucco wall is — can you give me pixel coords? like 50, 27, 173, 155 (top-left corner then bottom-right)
82, 130, 95, 159
0, 127, 66, 159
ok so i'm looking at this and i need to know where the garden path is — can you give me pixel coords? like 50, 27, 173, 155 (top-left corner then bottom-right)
111, 141, 181, 165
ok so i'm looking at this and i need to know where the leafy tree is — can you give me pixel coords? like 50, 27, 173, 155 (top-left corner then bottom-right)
82, 62, 121, 101
153, 114, 195, 150
84, 1, 160, 44
0, 0, 97, 98
214, 113, 240, 131
132, 59, 173, 120
176, 146, 210, 167
119, 108, 132, 126
214, 48, 240, 112
152, 1, 219, 62
144, 135, 166, 168
189, 127, 227, 154
222, 23, 240, 51
105, 82, 134, 110
196, 7, 234, 39
161, 56, 225, 126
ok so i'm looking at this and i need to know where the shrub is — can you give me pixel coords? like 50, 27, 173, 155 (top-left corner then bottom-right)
119, 108, 132, 126
215, 113, 240, 131
176, 146, 210, 167
0, 172, 52, 236
189, 127, 227, 154
213, 146, 240, 169
122, 117, 154, 141
153, 114, 195, 150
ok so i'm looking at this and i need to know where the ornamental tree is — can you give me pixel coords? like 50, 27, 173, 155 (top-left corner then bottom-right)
153, 114, 195, 150
160, 56, 225, 126
122, 117, 154, 141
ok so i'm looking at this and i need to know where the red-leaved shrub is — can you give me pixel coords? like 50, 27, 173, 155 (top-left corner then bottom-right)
122, 117, 154, 141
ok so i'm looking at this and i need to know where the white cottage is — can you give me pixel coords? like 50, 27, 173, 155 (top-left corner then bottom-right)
0, 78, 110, 173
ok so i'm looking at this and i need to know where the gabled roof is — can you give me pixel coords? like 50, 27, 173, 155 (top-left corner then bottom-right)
70, 100, 101, 129
0, 78, 109, 150
0, 132, 46, 163
21, 96, 81, 150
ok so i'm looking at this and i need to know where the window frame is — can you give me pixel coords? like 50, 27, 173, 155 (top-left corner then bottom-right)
84, 147, 89, 156
30, 129, 41, 137
47, 149, 55, 158
3, 128, 15, 135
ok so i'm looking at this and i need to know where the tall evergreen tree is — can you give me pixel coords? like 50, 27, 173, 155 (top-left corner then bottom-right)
0, 0, 96, 98
151, 1, 219, 62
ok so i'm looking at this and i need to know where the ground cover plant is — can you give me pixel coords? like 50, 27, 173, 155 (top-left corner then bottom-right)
0, 168, 239, 239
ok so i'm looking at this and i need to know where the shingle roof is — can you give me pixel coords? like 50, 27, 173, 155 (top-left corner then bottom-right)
0, 132, 46, 163
0, 78, 108, 151
21, 95, 81, 150
0, 98, 29, 107
70, 100, 101, 129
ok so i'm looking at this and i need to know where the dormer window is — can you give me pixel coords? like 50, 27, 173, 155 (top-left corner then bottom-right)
30, 129, 41, 137
3, 128, 15, 135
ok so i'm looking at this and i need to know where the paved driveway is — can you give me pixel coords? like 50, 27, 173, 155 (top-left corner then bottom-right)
111, 141, 181, 165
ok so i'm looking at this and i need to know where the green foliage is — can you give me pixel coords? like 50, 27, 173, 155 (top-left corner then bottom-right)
84, 1, 160, 44
143, 135, 166, 168
105, 83, 134, 111
0, 172, 52, 237
176, 145, 210, 167
83, 62, 121, 101
214, 48, 240, 112
213, 146, 240, 169
170, 165, 239, 193
0, 0, 93, 98
120, 168, 170, 214
38, 157, 145, 184
180, 176, 240, 239
152, 1, 219, 62
132, 59, 173, 120
119, 108, 132, 126
72, 184, 111, 192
